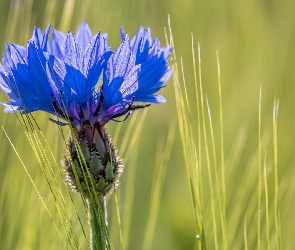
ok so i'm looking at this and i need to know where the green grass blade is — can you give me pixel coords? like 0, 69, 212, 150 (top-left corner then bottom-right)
273, 98, 281, 250
263, 152, 270, 250
257, 86, 262, 249
216, 51, 227, 249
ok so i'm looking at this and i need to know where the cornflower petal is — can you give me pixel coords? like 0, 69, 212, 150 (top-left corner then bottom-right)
50, 29, 66, 58
63, 32, 83, 69
76, 21, 93, 51
102, 36, 134, 108
27, 41, 57, 113
82, 32, 112, 92
31, 24, 51, 51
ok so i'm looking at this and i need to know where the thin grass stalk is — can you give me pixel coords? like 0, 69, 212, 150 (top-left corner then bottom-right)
192, 35, 202, 198
244, 216, 248, 250
142, 124, 176, 250
24, 130, 78, 249
114, 191, 123, 250
198, 43, 218, 249
171, 45, 199, 231
216, 51, 227, 249
20, 115, 78, 248
273, 98, 281, 250
7, 104, 90, 248
168, 17, 205, 248
205, 96, 227, 248
180, 56, 201, 206
2, 127, 68, 249
257, 86, 262, 249
263, 152, 270, 250
25, 121, 74, 220
171, 56, 199, 221
180, 56, 201, 224
191, 35, 205, 250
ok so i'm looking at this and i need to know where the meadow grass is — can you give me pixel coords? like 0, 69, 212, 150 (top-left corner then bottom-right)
0, 0, 294, 249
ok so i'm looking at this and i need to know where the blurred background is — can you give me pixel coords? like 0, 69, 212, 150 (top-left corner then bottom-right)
1, 0, 295, 249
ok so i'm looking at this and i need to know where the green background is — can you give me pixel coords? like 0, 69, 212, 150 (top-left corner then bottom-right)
1, 0, 295, 249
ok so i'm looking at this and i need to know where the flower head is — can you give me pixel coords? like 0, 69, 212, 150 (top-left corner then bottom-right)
0, 21, 172, 196
1, 22, 172, 128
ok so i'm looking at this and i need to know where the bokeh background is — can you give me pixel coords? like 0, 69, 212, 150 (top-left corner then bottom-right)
1, 0, 295, 249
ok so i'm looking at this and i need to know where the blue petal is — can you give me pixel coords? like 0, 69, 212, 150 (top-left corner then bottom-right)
103, 36, 134, 107
9, 45, 32, 86
63, 32, 82, 69
50, 29, 66, 58
46, 53, 88, 103
11, 44, 27, 59
119, 64, 141, 99
1, 102, 19, 112
49, 117, 68, 126
132, 27, 152, 62
120, 27, 126, 40
31, 24, 51, 51
76, 21, 92, 51
27, 41, 56, 106
0, 66, 12, 94
82, 33, 112, 93
135, 94, 166, 103
0, 43, 52, 114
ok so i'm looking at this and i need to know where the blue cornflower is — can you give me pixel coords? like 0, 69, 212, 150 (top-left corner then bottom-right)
1, 22, 172, 128
0, 21, 172, 196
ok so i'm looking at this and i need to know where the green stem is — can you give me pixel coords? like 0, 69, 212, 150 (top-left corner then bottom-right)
88, 196, 107, 250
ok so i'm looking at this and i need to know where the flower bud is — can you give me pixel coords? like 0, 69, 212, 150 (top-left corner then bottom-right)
62, 122, 123, 197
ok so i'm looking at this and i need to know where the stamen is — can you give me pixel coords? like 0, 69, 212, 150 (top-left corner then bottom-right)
51, 94, 73, 121
93, 93, 104, 116
111, 98, 150, 122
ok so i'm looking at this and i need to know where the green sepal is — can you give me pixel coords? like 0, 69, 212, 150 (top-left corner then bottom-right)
72, 159, 82, 179
85, 171, 96, 188
95, 177, 106, 192
80, 139, 91, 162
93, 128, 106, 157
105, 165, 114, 181
90, 155, 104, 176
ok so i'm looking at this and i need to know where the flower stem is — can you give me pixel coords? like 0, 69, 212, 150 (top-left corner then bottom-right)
88, 196, 107, 250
